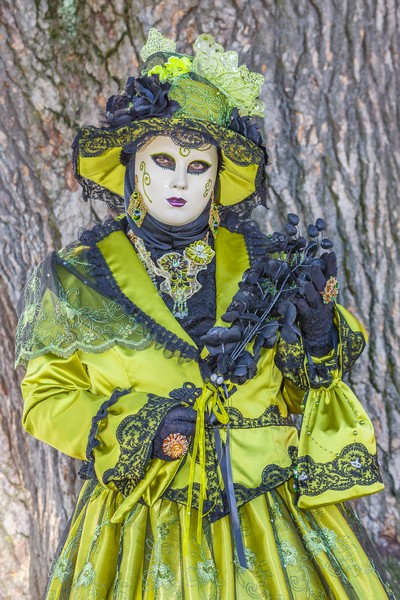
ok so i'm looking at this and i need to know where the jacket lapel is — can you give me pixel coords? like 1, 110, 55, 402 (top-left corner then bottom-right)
198, 227, 249, 360
97, 229, 196, 347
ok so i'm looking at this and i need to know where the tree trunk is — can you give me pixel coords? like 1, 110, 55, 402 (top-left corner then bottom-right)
0, 0, 399, 596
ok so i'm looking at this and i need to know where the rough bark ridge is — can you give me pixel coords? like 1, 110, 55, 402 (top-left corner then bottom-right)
0, 0, 398, 597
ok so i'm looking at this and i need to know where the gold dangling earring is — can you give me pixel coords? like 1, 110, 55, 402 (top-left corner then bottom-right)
127, 175, 147, 227
208, 189, 220, 238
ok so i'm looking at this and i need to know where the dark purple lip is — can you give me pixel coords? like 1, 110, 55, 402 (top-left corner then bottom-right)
167, 197, 187, 207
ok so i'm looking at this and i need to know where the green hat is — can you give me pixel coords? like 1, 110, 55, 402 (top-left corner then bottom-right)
72, 29, 268, 216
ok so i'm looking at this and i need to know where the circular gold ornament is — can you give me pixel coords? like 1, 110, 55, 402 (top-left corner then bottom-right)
162, 433, 189, 459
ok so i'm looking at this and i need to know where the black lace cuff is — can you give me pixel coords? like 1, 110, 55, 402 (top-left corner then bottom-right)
275, 307, 366, 390
102, 395, 182, 496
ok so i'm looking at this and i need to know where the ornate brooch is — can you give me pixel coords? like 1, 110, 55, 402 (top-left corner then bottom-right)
130, 235, 215, 319
321, 276, 340, 304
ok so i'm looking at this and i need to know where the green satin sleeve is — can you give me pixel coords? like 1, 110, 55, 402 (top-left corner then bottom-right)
21, 351, 178, 492
22, 351, 110, 460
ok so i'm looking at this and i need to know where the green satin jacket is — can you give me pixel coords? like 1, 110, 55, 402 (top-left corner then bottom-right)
17, 218, 383, 522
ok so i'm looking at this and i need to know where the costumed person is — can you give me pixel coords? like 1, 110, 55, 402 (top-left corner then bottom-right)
16, 29, 395, 599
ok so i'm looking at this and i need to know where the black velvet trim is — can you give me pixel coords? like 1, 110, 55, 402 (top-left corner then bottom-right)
79, 388, 131, 481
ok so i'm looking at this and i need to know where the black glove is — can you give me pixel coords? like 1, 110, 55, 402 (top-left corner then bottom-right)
152, 406, 197, 462
295, 252, 337, 356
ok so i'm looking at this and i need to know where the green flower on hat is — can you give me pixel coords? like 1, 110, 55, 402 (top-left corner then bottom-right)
148, 56, 192, 83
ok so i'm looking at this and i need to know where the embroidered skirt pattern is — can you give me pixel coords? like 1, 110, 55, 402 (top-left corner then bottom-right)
45, 480, 395, 600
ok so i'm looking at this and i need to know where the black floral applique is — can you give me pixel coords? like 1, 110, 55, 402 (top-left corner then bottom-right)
169, 382, 203, 404
102, 383, 202, 496
296, 443, 382, 498
226, 404, 294, 429
233, 469, 295, 507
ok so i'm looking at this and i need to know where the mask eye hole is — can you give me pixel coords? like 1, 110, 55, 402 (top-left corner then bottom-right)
187, 161, 211, 175
151, 153, 176, 170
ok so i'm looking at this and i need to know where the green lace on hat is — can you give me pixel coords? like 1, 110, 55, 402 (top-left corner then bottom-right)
140, 28, 177, 60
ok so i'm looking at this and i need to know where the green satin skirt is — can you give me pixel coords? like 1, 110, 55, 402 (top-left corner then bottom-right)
45, 480, 395, 599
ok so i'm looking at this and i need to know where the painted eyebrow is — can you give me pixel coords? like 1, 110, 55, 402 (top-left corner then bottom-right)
150, 153, 175, 161
150, 154, 212, 168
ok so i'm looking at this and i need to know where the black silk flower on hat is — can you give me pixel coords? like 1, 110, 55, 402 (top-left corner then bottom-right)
103, 76, 181, 128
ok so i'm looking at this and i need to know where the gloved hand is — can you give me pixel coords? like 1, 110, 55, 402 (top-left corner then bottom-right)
152, 406, 197, 462
295, 252, 338, 356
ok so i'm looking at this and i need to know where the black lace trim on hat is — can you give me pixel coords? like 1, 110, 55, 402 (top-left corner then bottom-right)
75, 118, 263, 166
71, 143, 125, 213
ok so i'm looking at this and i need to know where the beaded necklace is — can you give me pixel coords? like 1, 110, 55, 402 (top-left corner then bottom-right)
128, 232, 215, 319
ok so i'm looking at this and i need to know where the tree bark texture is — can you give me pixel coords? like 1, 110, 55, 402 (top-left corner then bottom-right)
0, 0, 399, 597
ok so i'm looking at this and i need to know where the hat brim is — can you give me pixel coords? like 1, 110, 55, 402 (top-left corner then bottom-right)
73, 117, 265, 208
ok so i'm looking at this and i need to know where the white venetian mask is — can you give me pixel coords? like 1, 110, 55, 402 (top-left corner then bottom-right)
134, 135, 218, 226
